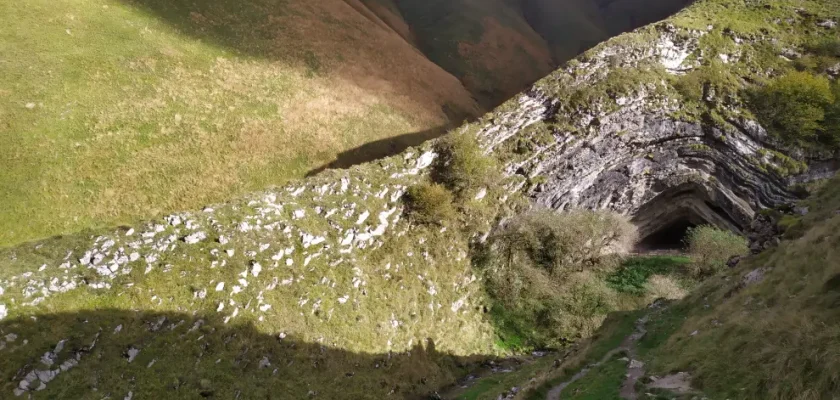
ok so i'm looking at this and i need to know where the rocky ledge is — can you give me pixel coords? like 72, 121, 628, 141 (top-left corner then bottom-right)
472, 11, 838, 247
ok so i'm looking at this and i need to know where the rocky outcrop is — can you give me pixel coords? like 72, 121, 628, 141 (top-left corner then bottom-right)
471, 15, 838, 246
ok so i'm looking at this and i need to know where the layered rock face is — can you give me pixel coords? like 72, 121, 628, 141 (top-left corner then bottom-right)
473, 15, 838, 247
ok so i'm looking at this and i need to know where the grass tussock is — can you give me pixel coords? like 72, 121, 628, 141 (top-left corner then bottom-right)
404, 182, 457, 225
432, 130, 500, 200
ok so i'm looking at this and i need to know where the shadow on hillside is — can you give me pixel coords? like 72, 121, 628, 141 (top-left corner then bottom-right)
120, 0, 479, 111
0, 309, 494, 399
306, 125, 450, 177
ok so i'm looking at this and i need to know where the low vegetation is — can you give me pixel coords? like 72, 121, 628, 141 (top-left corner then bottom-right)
404, 182, 457, 225
0, 0, 480, 247
638, 175, 840, 399
475, 209, 640, 349
432, 130, 500, 199
750, 71, 838, 148
606, 255, 692, 295
683, 225, 748, 278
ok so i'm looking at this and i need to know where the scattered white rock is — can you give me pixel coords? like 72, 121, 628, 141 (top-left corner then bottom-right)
356, 211, 370, 225
817, 19, 837, 29
126, 347, 140, 363
184, 231, 207, 244
415, 151, 436, 170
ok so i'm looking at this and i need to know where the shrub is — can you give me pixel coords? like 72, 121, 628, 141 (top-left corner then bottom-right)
824, 82, 840, 147
750, 71, 835, 146
643, 275, 687, 302
606, 255, 690, 295
805, 37, 840, 58
674, 62, 741, 105
478, 209, 638, 349
684, 225, 748, 278
403, 182, 456, 225
487, 209, 637, 277
432, 130, 498, 199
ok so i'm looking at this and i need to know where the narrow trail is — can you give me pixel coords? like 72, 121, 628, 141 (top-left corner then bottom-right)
545, 311, 654, 400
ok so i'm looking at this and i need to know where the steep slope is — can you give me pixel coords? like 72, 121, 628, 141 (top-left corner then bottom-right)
521, 0, 611, 61
469, 0, 839, 245
0, 0, 698, 248
0, 0, 480, 247
0, 150, 505, 398
391, 0, 556, 109
478, 175, 840, 400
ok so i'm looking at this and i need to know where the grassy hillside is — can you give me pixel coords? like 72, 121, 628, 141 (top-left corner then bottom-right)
0, 145, 507, 398
394, 0, 556, 109
0, 0, 480, 247
0, 0, 700, 248
502, 176, 840, 400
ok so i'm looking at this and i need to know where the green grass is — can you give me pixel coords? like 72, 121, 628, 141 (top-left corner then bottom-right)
523, 310, 642, 399
634, 175, 840, 399
448, 355, 559, 400
0, 0, 478, 248
0, 149, 508, 398
558, 353, 628, 399
606, 256, 691, 295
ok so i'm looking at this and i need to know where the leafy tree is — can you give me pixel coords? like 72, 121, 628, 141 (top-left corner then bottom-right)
684, 225, 748, 278
751, 71, 834, 146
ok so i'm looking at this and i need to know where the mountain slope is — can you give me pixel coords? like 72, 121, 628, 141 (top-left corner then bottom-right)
0, 0, 838, 398
0, 0, 480, 247
0, 0, 697, 248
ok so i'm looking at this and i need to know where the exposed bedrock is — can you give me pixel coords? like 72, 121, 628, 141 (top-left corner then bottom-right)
479, 91, 836, 249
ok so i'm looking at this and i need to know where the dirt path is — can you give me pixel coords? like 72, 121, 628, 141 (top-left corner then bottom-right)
545, 312, 652, 400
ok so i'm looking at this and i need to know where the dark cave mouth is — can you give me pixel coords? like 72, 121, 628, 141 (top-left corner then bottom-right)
635, 218, 699, 252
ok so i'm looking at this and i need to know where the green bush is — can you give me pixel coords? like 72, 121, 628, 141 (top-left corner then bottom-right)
487, 209, 637, 277
478, 209, 638, 349
403, 182, 456, 225
750, 71, 835, 147
805, 37, 840, 58
824, 82, 840, 147
674, 62, 741, 105
606, 255, 691, 295
684, 225, 748, 278
432, 130, 499, 199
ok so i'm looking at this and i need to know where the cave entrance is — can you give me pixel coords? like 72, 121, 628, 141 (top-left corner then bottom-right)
635, 218, 698, 253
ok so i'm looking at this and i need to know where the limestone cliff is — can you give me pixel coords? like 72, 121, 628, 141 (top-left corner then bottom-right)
470, 2, 838, 246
